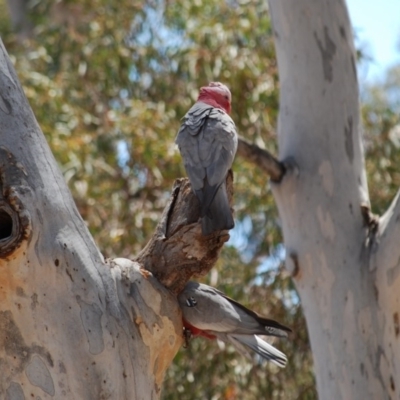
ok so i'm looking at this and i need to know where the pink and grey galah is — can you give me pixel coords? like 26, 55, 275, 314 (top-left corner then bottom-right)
175, 82, 238, 235
178, 281, 291, 367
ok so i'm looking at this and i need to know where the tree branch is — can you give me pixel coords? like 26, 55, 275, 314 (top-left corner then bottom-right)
374, 189, 400, 279
135, 173, 233, 295
237, 136, 285, 182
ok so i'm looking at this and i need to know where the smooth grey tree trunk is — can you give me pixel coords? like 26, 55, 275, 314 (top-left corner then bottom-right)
268, 0, 399, 398
0, 39, 184, 399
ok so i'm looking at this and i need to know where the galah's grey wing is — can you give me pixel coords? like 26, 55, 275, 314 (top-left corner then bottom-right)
176, 127, 205, 190
175, 102, 212, 191
200, 110, 238, 188
220, 292, 291, 337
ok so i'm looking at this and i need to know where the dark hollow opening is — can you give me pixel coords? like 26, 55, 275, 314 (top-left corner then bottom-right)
0, 210, 13, 239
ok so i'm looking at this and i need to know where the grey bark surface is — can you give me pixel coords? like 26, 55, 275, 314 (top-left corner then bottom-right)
0, 40, 185, 399
268, 0, 399, 398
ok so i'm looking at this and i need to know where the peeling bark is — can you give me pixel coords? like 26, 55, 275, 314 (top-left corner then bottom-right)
268, 0, 399, 398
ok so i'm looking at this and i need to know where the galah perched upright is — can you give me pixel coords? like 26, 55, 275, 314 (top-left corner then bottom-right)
178, 281, 291, 368
175, 82, 238, 235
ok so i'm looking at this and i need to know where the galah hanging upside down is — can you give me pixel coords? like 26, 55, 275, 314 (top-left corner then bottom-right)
178, 281, 291, 368
175, 82, 238, 235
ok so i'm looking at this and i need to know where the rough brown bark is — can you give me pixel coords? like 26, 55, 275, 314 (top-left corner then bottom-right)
135, 174, 233, 295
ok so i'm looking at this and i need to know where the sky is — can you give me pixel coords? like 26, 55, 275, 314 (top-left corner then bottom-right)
346, 0, 400, 83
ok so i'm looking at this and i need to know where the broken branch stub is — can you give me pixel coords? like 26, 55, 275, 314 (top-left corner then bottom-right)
237, 136, 285, 182
135, 173, 234, 294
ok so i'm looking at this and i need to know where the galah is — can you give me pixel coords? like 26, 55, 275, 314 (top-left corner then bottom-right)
175, 82, 238, 235
178, 281, 291, 368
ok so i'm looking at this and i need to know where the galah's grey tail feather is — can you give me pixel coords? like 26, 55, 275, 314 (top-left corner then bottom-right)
194, 179, 218, 218
200, 180, 234, 235
229, 334, 288, 368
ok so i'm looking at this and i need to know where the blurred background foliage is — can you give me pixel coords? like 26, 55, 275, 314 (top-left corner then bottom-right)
1, 0, 399, 399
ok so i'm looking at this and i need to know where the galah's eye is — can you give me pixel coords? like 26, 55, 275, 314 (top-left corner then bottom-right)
186, 296, 197, 307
